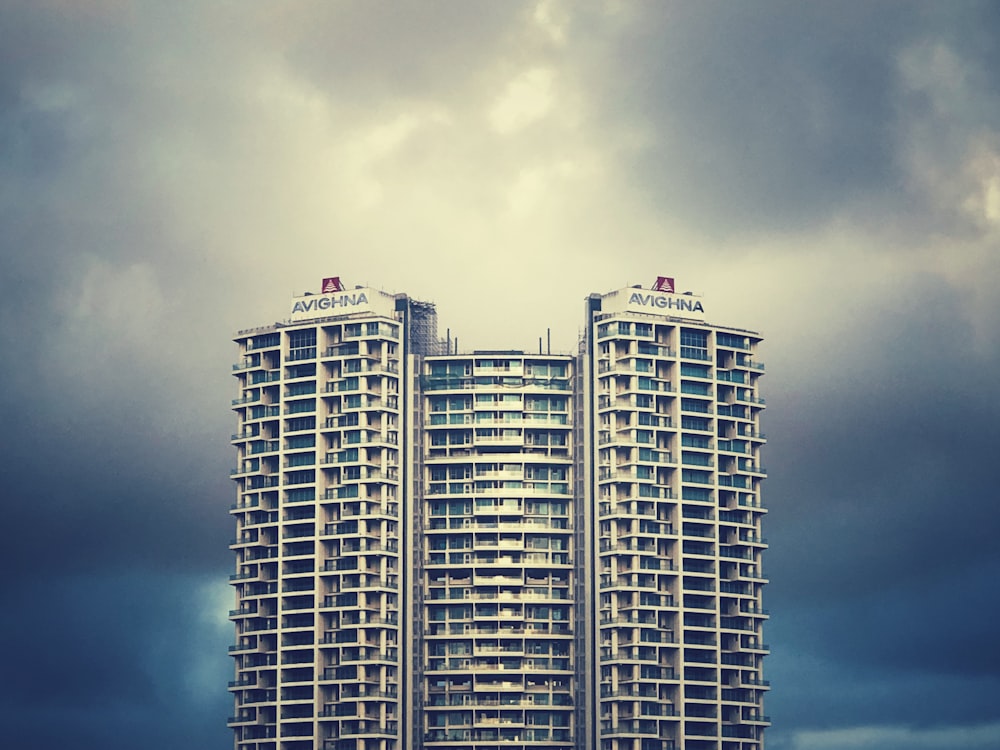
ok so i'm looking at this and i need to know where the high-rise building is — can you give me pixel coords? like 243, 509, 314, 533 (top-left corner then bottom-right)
228, 278, 768, 750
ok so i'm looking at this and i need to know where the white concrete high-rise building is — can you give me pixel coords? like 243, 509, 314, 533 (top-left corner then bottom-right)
228, 278, 768, 750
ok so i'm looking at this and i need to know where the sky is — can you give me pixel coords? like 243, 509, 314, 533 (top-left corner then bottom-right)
1, 1, 999, 749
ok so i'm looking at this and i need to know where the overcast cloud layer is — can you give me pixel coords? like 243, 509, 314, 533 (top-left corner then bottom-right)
2, 3, 999, 749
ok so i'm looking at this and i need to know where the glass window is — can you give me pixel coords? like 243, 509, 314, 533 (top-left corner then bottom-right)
717, 332, 747, 349
681, 363, 710, 378
682, 416, 711, 431
681, 398, 710, 413
286, 416, 315, 432
680, 329, 708, 347
250, 332, 279, 350
286, 398, 316, 413
682, 434, 710, 448
682, 487, 711, 501
286, 363, 316, 378
285, 469, 315, 485
286, 487, 315, 502
681, 381, 711, 395
286, 381, 316, 396
288, 330, 316, 348
682, 469, 712, 484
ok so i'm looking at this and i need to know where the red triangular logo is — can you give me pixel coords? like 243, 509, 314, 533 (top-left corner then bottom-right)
652, 276, 674, 293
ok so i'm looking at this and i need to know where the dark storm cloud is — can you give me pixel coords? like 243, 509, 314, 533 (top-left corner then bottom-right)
0, 399, 233, 578
761, 272, 1000, 740
765, 642, 1000, 742
0, 0, 249, 578
0, 572, 230, 750
580, 1, 1000, 235
0, 11, 241, 747
777, 560, 1000, 679
767, 274, 1000, 599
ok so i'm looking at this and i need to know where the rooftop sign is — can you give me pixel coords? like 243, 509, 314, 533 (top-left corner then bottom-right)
600, 284, 706, 321
289, 286, 397, 322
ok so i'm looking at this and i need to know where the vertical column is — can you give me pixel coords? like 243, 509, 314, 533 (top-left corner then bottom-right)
316, 318, 403, 750
230, 331, 283, 750
594, 317, 681, 750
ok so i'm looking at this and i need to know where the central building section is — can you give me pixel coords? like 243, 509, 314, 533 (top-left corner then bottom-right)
419, 354, 577, 747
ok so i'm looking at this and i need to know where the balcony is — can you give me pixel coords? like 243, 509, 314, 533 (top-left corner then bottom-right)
232, 394, 263, 406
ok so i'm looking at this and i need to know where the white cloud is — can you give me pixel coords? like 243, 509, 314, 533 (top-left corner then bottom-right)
489, 67, 557, 134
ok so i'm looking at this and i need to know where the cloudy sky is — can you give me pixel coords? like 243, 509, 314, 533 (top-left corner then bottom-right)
2, 1, 999, 748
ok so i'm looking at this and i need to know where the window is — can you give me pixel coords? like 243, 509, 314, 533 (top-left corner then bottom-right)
681, 363, 710, 378
681, 487, 712, 503
682, 434, 710, 448
250, 332, 279, 350
681, 398, 710, 413
680, 329, 708, 348
717, 332, 747, 349
285, 469, 315, 485
681, 381, 711, 395
286, 381, 315, 396
288, 330, 316, 348
682, 416, 710, 431
682, 469, 712, 484
287, 329, 317, 361
286, 363, 316, 379
680, 328, 710, 361
286, 416, 315, 432
286, 399, 315, 414
682, 451, 712, 466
